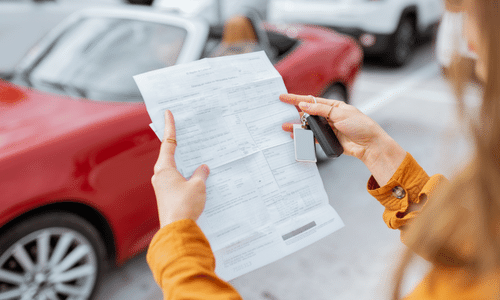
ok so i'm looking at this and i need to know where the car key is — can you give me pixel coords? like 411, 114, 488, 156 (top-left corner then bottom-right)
302, 113, 343, 158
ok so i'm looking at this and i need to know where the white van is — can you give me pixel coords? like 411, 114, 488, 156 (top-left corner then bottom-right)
268, 0, 444, 66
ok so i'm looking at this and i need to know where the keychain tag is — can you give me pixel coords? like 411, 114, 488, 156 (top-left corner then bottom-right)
293, 124, 317, 162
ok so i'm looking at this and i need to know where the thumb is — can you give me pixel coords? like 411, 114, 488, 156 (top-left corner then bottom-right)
190, 164, 210, 183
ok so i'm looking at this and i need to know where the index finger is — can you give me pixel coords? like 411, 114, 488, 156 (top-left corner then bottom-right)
298, 101, 343, 122
155, 110, 177, 172
279, 93, 336, 107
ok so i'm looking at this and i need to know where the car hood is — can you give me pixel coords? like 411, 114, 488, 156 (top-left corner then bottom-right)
0, 80, 146, 158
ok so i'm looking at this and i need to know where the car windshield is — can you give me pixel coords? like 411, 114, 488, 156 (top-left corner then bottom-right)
29, 17, 187, 102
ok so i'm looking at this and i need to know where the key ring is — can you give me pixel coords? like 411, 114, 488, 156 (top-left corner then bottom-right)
309, 94, 334, 119
301, 113, 308, 126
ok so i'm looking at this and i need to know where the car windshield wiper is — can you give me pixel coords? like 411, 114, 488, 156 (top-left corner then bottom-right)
0, 71, 13, 81
38, 80, 88, 99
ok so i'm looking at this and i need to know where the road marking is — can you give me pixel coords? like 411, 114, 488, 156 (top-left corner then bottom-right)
358, 63, 441, 115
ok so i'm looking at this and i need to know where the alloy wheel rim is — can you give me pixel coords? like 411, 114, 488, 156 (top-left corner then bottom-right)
0, 228, 98, 300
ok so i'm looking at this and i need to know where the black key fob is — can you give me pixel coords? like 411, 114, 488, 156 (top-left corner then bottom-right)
303, 113, 343, 158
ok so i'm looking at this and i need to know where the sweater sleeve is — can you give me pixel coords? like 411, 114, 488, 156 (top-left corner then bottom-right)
146, 219, 243, 300
367, 152, 448, 229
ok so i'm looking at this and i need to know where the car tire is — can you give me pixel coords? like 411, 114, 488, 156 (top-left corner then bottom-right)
386, 16, 416, 67
126, 0, 154, 5
0, 212, 106, 300
321, 84, 348, 103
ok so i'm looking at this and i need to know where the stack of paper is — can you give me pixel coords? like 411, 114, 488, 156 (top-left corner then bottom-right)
134, 51, 344, 280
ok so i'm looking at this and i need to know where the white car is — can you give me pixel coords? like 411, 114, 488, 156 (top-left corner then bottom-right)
153, 0, 269, 24
268, 0, 444, 66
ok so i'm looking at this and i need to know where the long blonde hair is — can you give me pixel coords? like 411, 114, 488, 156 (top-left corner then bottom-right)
392, 1, 500, 298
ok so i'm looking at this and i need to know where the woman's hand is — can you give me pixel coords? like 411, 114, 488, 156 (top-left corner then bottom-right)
152, 110, 210, 228
280, 94, 406, 186
280, 94, 390, 161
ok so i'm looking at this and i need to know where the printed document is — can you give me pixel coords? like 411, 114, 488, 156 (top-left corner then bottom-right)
134, 51, 344, 280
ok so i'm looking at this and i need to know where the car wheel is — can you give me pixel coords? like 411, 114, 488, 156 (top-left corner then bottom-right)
0, 212, 106, 300
321, 84, 348, 103
386, 16, 415, 67
126, 0, 154, 5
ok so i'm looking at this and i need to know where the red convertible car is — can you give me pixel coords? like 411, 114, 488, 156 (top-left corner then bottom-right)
0, 6, 362, 299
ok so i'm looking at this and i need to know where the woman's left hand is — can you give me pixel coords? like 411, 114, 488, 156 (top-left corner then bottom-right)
280, 93, 406, 186
151, 110, 210, 228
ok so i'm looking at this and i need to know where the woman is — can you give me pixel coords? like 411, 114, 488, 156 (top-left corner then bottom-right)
147, 0, 500, 298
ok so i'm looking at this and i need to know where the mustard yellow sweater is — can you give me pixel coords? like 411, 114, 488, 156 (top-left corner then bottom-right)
147, 153, 500, 299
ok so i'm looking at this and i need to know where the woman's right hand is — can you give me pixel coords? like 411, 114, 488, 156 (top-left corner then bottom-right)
280, 94, 407, 186
152, 110, 210, 228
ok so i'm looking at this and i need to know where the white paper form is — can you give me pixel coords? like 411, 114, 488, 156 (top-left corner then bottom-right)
134, 51, 344, 280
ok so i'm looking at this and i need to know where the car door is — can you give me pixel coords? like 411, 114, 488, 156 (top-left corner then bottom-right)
84, 112, 161, 257
418, 0, 445, 29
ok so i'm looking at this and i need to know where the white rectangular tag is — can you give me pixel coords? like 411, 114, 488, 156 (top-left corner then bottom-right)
293, 124, 317, 162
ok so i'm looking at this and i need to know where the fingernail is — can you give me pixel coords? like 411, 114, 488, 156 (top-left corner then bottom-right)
299, 102, 310, 110
202, 164, 210, 175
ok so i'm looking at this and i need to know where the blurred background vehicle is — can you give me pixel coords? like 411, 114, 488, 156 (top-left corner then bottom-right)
0, 6, 362, 299
268, 0, 444, 66
127, 0, 153, 5
152, 0, 269, 25
7, 6, 362, 101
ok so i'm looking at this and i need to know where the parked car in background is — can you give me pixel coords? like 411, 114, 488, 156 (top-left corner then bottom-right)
0, 6, 362, 299
153, 0, 269, 25
268, 0, 444, 66
127, 0, 154, 5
